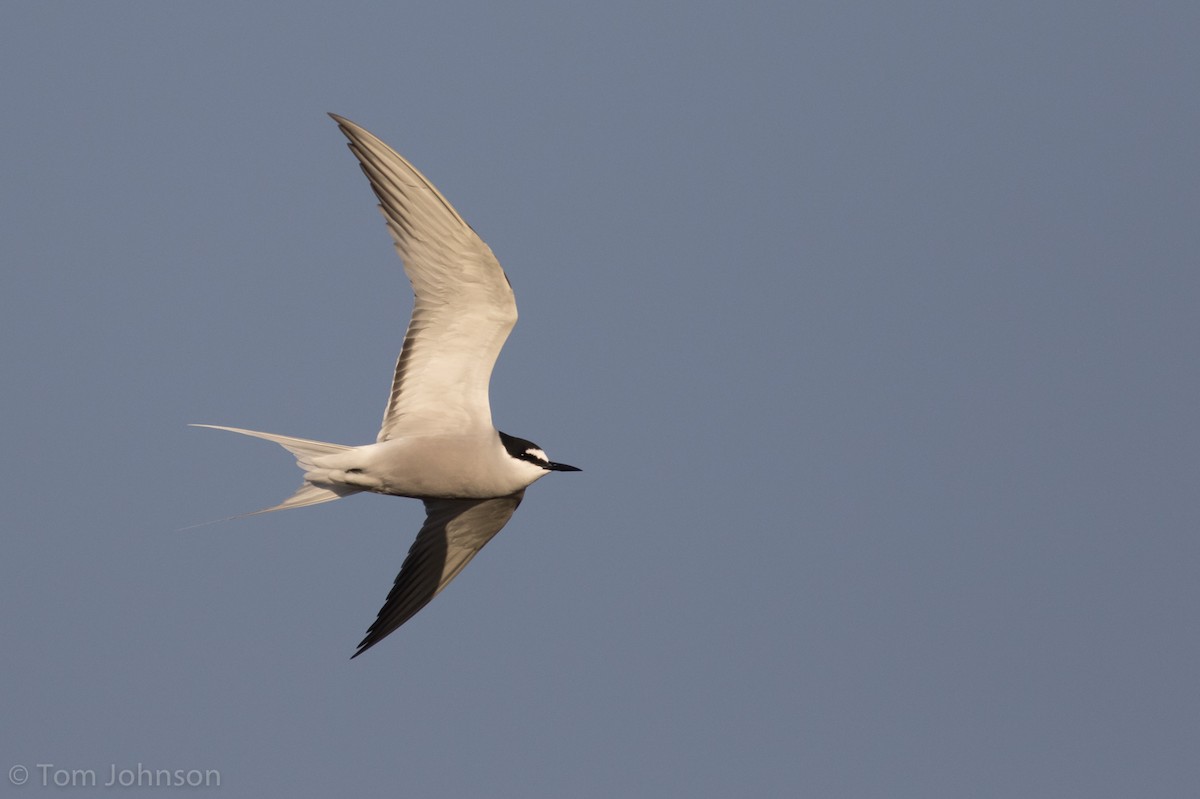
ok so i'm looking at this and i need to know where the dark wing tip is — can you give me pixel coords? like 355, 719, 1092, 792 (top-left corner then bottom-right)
350, 632, 374, 659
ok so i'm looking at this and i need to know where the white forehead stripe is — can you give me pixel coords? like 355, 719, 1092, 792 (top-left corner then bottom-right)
525, 448, 548, 463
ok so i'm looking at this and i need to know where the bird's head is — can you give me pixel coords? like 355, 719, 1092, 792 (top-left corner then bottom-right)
499, 431, 581, 475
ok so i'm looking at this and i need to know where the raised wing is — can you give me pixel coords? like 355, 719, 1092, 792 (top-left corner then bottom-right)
351, 491, 525, 658
330, 114, 518, 440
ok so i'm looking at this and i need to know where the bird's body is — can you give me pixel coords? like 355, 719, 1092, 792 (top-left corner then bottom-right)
196, 426, 556, 501
194, 115, 578, 657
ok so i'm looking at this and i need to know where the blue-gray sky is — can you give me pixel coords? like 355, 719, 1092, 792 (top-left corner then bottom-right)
2, 3, 1197, 797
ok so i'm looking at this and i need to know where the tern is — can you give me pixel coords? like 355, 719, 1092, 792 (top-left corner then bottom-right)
194, 114, 579, 658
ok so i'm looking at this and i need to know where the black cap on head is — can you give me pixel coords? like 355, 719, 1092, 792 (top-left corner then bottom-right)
499, 431, 580, 472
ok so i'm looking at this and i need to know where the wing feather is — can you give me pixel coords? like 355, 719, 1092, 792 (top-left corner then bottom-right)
329, 114, 517, 440
351, 491, 525, 657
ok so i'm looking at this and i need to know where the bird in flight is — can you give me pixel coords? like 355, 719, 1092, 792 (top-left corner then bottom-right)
194, 114, 579, 657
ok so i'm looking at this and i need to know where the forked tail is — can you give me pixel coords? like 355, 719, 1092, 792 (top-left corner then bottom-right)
191, 424, 363, 516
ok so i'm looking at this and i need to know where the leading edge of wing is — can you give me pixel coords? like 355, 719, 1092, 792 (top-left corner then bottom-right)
351, 491, 526, 658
